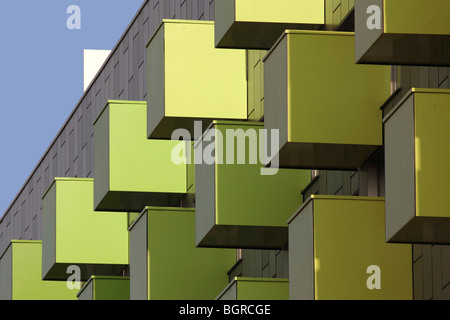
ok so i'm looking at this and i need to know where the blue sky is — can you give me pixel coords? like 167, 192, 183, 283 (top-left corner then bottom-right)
0, 0, 144, 215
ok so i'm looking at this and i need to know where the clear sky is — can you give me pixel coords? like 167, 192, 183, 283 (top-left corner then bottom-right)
0, 0, 144, 215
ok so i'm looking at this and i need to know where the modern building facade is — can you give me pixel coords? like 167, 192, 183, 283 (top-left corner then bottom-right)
1, 0, 450, 300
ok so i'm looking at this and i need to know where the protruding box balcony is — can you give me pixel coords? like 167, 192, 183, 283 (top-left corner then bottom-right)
42, 178, 129, 281
214, 0, 324, 49
0, 240, 78, 300
128, 207, 236, 300
195, 120, 310, 249
146, 20, 247, 139
264, 30, 391, 170
355, 0, 450, 66
384, 89, 450, 243
288, 195, 413, 300
94, 100, 188, 212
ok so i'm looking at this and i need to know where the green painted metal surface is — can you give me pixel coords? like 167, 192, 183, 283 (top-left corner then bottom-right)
288, 196, 413, 300
264, 30, 390, 170
128, 207, 236, 300
355, 0, 450, 65
247, 50, 266, 121
42, 178, 129, 281
384, 89, 450, 243
215, 0, 324, 49
94, 100, 187, 212
216, 277, 289, 300
147, 20, 247, 139
77, 276, 130, 300
0, 241, 78, 300
195, 120, 311, 249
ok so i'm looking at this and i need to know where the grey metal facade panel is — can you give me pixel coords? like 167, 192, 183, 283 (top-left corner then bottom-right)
77, 280, 94, 301
422, 245, 433, 300
129, 212, 148, 300
413, 243, 450, 300
238, 248, 288, 280
0, 0, 216, 255
432, 245, 443, 300
384, 94, 415, 242
0, 244, 12, 300
0, 226, 3, 250
288, 200, 314, 300
413, 256, 423, 300
442, 246, 450, 286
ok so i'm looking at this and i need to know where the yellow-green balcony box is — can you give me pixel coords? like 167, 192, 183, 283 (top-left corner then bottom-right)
194, 120, 310, 249
128, 207, 236, 300
355, 0, 450, 66
384, 89, 450, 243
42, 178, 129, 281
216, 277, 289, 300
147, 20, 247, 139
288, 195, 413, 300
264, 31, 391, 170
77, 276, 130, 300
94, 100, 188, 212
0, 241, 79, 300
214, 0, 324, 49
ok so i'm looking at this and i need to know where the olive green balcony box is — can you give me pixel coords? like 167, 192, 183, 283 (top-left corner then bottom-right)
384, 89, 450, 243
0, 241, 79, 300
288, 195, 413, 300
147, 20, 247, 139
94, 100, 188, 212
42, 178, 129, 281
77, 276, 130, 300
128, 207, 235, 300
214, 0, 324, 49
264, 31, 391, 170
355, 0, 450, 66
195, 120, 311, 249
216, 277, 289, 300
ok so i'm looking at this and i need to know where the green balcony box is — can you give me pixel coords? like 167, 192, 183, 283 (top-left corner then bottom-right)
77, 276, 130, 300
384, 89, 450, 243
288, 195, 413, 300
147, 20, 247, 139
42, 178, 129, 281
216, 277, 288, 300
214, 0, 324, 49
264, 31, 391, 170
94, 100, 188, 212
195, 120, 310, 249
128, 207, 235, 300
355, 0, 450, 66
0, 241, 78, 300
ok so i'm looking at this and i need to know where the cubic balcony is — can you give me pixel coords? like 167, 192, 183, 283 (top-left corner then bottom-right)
94, 100, 188, 212
195, 120, 310, 249
264, 30, 391, 170
42, 178, 129, 281
128, 207, 236, 300
147, 20, 247, 139
0, 241, 78, 300
77, 276, 130, 300
355, 0, 450, 66
288, 195, 413, 300
384, 89, 450, 243
216, 277, 289, 300
214, 0, 324, 49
